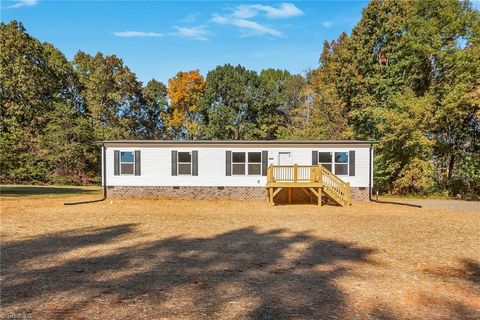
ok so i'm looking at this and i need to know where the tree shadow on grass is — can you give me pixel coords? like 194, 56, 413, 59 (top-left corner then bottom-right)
3, 224, 479, 319
424, 258, 480, 287
0, 185, 101, 197
419, 259, 480, 319
1, 224, 376, 319
1, 224, 136, 266
461, 259, 480, 286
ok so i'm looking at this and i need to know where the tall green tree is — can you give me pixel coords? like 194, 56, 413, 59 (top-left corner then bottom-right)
282, 36, 352, 140
257, 69, 303, 139
138, 79, 168, 139
0, 21, 78, 183
304, 0, 479, 195
41, 101, 97, 185
200, 64, 261, 140
72, 51, 143, 141
373, 90, 436, 194
412, 0, 480, 194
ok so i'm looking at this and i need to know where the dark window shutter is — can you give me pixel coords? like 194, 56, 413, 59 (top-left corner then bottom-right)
134, 150, 141, 176
226, 151, 232, 176
192, 150, 198, 176
261, 150, 268, 176
349, 150, 355, 176
114, 150, 120, 176
312, 151, 318, 165
171, 150, 178, 176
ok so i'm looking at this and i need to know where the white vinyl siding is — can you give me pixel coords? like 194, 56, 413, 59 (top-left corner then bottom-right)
105, 145, 371, 187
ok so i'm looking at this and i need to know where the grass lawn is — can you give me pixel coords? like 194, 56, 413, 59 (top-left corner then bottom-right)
1, 192, 479, 319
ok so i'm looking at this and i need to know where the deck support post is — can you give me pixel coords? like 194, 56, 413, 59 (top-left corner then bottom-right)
269, 187, 283, 206
308, 187, 322, 207
318, 187, 322, 206
346, 182, 351, 207
288, 187, 292, 203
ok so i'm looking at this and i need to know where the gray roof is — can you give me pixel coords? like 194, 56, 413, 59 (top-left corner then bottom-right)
99, 140, 377, 146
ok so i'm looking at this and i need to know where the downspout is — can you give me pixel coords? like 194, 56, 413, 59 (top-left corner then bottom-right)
64, 143, 107, 205
369, 145, 372, 201
102, 143, 107, 199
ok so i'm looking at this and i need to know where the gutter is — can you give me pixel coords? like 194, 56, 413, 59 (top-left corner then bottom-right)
98, 140, 379, 147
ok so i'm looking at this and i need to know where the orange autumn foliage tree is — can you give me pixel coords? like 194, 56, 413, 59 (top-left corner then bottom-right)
165, 70, 206, 139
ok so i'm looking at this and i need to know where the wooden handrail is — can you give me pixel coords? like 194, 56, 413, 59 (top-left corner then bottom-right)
268, 165, 326, 181
320, 166, 350, 207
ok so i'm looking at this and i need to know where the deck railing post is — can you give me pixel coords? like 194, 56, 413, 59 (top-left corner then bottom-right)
318, 165, 323, 185
293, 164, 298, 183
267, 164, 273, 183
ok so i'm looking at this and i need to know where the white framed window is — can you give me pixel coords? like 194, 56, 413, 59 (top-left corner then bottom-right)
232, 152, 246, 175
318, 151, 349, 175
120, 151, 135, 175
178, 151, 192, 175
231, 151, 262, 176
318, 152, 333, 172
334, 152, 349, 175
248, 152, 261, 175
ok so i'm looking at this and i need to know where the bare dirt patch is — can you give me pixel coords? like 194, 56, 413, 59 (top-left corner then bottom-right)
1, 197, 479, 319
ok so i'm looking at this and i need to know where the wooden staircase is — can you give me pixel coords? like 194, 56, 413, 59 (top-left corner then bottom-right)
266, 164, 351, 207
319, 165, 351, 207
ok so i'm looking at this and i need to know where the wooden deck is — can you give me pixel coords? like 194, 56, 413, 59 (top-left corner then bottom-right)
266, 164, 351, 207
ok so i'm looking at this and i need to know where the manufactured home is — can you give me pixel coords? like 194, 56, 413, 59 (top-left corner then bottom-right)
100, 140, 375, 206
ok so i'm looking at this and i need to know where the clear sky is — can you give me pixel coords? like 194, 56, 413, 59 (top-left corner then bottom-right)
1, 1, 385, 84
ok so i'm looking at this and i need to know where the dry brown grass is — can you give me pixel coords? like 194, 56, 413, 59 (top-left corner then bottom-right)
1, 196, 479, 319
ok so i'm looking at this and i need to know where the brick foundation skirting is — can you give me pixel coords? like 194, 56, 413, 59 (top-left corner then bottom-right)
107, 186, 371, 201
107, 186, 266, 201
350, 187, 370, 201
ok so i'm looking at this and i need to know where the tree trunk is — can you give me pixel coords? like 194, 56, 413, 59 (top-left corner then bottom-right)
447, 154, 455, 181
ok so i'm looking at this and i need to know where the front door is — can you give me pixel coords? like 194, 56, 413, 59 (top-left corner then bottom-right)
278, 152, 292, 165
